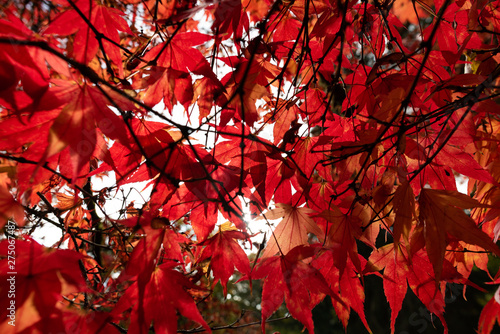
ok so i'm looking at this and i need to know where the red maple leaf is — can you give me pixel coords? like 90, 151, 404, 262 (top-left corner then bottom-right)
44, 0, 133, 76
418, 189, 500, 282
198, 228, 251, 294
252, 245, 342, 334
478, 289, 500, 334
0, 238, 87, 333
45, 80, 133, 177
312, 247, 371, 332
112, 262, 211, 334
2, 1, 500, 333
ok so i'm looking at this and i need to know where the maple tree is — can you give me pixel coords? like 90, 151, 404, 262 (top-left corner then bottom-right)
1, 0, 500, 333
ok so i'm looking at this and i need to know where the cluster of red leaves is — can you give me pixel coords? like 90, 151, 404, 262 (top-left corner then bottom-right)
1, 0, 500, 333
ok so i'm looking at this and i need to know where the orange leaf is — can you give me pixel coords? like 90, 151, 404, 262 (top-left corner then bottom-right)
262, 203, 324, 257
392, 0, 433, 24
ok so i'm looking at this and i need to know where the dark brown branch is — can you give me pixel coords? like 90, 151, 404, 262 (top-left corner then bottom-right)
178, 314, 292, 333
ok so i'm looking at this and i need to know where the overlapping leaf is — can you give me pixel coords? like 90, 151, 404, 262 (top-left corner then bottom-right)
44, 0, 132, 76
112, 262, 211, 334
252, 245, 340, 334
45, 81, 132, 177
1, 0, 500, 333
418, 189, 500, 282
0, 238, 86, 333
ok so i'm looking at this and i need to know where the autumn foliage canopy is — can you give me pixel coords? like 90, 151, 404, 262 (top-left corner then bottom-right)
2, 0, 500, 333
